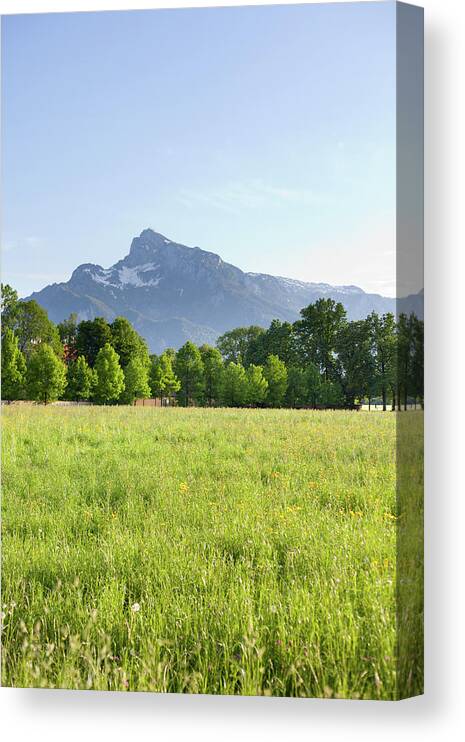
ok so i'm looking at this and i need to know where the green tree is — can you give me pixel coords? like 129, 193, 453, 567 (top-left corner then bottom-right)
57, 313, 78, 362
216, 326, 264, 364
284, 366, 308, 408
76, 317, 112, 366
149, 354, 163, 397
370, 312, 397, 411
175, 341, 204, 406
1, 329, 26, 400
264, 354, 288, 408
410, 315, 424, 408
26, 343, 67, 404
294, 298, 346, 381
1, 284, 20, 336
246, 320, 297, 367
121, 356, 151, 404
160, 352, 181, 403
111, 316, 149, 368
93, 343, 125, 404
396, 313, 413, 411
149, 352, 181, 403
245, 364, 268, 406
66, 355, 95, 401
162, 347, 177, 363
200, 345, 224, 406
305, 362, 322, 407
336, 319, 376, 406
320, 379, 344, 408
16, 300, 63, 358
220, 362, 248, 407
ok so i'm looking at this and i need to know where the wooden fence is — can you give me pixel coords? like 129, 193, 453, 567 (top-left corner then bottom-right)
134, 398, 163, 407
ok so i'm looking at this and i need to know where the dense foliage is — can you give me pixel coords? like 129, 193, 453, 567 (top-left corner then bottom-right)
1, 284, 423, 408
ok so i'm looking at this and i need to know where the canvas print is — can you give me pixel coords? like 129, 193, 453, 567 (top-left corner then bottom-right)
1, 2, 424, 699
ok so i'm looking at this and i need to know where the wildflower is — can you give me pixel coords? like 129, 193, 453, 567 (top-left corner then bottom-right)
179, 482, 189, 493
131, 602, 140, 613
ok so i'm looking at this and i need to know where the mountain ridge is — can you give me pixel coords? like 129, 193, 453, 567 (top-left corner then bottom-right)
26, 229, 423, 353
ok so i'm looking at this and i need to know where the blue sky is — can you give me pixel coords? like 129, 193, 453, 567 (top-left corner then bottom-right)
2, 2, 397, 297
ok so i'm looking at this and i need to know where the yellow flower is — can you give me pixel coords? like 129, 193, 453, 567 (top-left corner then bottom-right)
179, 482, 189, 493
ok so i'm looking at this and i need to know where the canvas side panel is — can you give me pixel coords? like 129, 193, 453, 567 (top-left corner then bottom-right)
396, 0, 424, 700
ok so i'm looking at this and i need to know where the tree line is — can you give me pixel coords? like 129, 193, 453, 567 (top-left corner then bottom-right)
1, 283, 423, 409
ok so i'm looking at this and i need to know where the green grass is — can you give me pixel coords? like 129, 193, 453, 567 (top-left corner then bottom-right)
1, 406, 422, 698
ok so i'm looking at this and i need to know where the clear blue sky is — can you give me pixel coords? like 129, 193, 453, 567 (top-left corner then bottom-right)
2, 2, 397, 297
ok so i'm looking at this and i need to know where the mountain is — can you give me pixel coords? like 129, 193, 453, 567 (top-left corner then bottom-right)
26, 229, 423, 353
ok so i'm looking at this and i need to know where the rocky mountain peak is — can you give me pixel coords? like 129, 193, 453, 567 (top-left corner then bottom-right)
128, 229, 173, 259
24, 229, 422, 353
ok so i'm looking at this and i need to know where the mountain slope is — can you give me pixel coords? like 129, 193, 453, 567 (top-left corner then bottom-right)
27, 229, 423, 353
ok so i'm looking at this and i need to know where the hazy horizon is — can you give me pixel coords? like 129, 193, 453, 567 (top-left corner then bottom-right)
2, 2, 399, 298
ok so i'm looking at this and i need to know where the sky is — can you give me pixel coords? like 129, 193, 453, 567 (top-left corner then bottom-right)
2, 1, 398, 297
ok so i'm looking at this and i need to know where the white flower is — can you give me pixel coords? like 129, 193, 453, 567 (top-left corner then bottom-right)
131, 602, 140, 613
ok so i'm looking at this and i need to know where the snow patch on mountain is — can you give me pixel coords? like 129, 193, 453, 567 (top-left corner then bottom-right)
81, 262, 163, 289
118, 264, 161, 288
90, 268, 115, 287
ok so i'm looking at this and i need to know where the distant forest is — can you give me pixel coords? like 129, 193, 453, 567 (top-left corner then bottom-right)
1, 283, 423, 410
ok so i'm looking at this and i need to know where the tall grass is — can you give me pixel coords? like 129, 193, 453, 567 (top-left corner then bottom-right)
1, 406, 420, 698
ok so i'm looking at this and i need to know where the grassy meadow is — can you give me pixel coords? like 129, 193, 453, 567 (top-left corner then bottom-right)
1, 406, 422, 698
